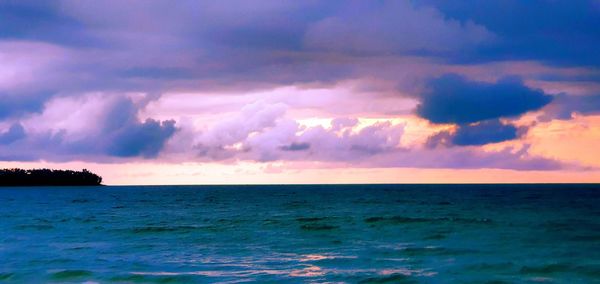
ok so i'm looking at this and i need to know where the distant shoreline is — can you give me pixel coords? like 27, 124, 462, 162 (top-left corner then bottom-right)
0, 168, 102, 186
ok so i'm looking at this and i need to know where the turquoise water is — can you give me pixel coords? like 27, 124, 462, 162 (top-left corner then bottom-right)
0, 184, 599, 283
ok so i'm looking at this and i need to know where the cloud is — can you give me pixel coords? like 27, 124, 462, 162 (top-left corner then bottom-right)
197, 101, 288, 153
188, 101, 570, 171
0, 96, 574, 171
416, 74, 553, 124
0, 123, 26, 144
381, 144, 567, 171
256, 121, 567, 170
106, 119, 176, 158
330, 117, 359, 130
119, 67, 195, 80
279, 142, 310, 151
416, 0, 600, 67
0, 1, 91, 46
540, 93, 600, 120
426, 119, 525, 147
417, 74, 551, 146
0, 0, 597, 99
75, 96, 178, 158
10, 0, 597, 70
0, 92, 49, 119
446, 120, 521, 146
293, 121, 405, 161
0, 1, 595, 173
0, 1, 594, 118
304, 1, 493, 54
193, 102, 404, 162
0, 0, 491, 100
0, 94, 178, 161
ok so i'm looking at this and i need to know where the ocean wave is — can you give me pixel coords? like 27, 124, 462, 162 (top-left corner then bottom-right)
364, 216, 493, 225
49, 269, 93, 280
0, 273, 14, 281
300, 224, 339, 231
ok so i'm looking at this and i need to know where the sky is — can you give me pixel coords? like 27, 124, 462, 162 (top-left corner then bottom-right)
1, 0, 600, 184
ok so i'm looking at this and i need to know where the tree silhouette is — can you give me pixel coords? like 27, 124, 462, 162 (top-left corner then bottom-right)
0, 168, 102, 186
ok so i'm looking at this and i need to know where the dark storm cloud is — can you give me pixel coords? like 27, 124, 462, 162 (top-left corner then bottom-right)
0, 1, 97, 47
417, 74, 551, 146
94, 97, 178, 158
0, 0, 489, 90
0, 1, 355, 100
449, 120, 521, 146
0, 97, 178, 161
0, 2, 68, 38
106, 119, 176, 158
0, 123, 26, 145
415, 0, 600, 67
2, 0, 598, 93
1, 0, 596, 99
0, 92, 50, 119
426, 120, 523, 147
416, 74, 553, 124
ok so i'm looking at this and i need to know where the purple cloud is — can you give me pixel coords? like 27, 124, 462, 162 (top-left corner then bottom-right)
0, 0, 595, 173
279, 142, 310, 151
0, 95, 177, 161
304, 1, 493, 54
186, 101, 572, 170
426, 119, 526, 147
540, 93, 600, 121
0, 123, 26, 145
416, 74, 553, 146
416, 74, 553, 124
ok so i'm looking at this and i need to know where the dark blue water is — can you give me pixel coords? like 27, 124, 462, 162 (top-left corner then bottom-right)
1, 184, 599, 283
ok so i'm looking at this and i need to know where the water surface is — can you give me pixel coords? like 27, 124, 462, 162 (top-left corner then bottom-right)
1, 184, 599, 283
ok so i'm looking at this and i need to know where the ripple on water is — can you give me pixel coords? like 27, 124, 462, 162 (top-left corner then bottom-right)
49, 269, 93, 280
357, 273, 418, 283
423, 233, 446, 240
569, 234, 600, 242
128, 225, 200, 234
464, 262, 515, 272
13, 224, 54, 230
300, 224, 339, 231
0, 273, 14, 281
1, 185, 598, 283
365, 216, 430, 224
519, 263, 600, 277
520, 263, 573, 274
296, 217, 329, 222
364, 216, 493, 225
109, 274, 195, 283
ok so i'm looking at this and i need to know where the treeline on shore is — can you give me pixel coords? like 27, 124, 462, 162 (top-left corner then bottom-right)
0, 168, 102, 186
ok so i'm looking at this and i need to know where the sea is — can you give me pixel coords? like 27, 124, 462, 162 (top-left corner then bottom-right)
0, 184, 599, 283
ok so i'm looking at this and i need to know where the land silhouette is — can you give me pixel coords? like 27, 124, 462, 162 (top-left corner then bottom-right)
0, 168, 102, 186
